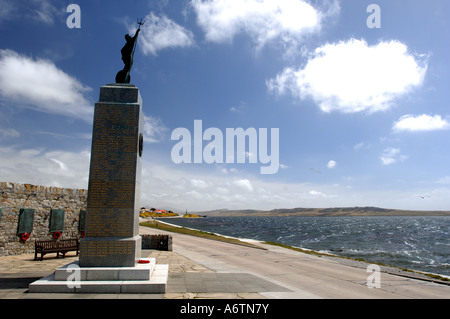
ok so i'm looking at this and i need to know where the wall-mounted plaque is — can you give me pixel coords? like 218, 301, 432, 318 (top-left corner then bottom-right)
79, 209, 86, 232
17, 209, 35, 234
49, 209, 65, 232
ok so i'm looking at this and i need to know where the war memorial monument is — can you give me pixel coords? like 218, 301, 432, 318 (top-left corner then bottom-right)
29, 20, 168, 293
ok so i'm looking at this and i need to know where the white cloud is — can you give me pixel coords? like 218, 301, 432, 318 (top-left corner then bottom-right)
0, 128, 20, 138
191, 0, 323, 51
230, 101, 247, 113
393, 114, 450, 132
0, 0, 61, 25
0, 145, 90, 188
221, 168, 238, 174
191, 178, 211, 189
216, 186, 230, 195
4, 144, 447, 210
49, 158, 68, 171
232, 179, 254, 192
0, 50, 93, 121
437, 176, 450, 184
0, 0, 16, 23
309, 190, 324, 196
33, 0, 60, 25
380, 147, 407, 166
186, 190, 204, 200
245, 151, 257, 162
327, 160, 337, 169
135, 12, 195, 56
143, 115, 168, 143
267, 39, 428, 113
308, 190, 338, 198
140, 163, 318, 210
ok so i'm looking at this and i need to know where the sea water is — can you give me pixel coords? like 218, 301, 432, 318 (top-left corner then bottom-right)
162, 216, 449, 276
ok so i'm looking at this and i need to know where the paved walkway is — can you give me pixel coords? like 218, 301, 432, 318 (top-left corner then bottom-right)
0, 246, 264, 299
140, 225, 450, 299
0, 225, 449, 299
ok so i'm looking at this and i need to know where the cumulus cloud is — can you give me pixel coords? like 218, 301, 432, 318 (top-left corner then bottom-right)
308, 189, 337, 198
327, 160, 337, 169
0, 145, 90, 188
134, 12, 195, 56
191, 178, 211, 189
0, 50, 93, 121
143, 115, 168, 143
309, 190, 324, 196
232, 179, 254, 192
380, 147, 407, 166
191, 0, 323, 51
267, 39, 428, 113
393, 114, 450, 132
8, 145, 445, 211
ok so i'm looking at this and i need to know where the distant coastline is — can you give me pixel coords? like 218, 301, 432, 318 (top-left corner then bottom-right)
194, 206, 450, 217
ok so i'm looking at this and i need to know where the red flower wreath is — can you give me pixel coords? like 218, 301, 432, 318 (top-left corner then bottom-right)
20, 233, 30, 242
53, 231, 62, 239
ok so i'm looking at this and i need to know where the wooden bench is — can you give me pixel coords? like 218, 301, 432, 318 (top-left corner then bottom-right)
34, 239, 80, 261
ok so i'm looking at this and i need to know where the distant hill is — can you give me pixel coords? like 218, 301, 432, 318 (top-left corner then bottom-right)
194, 207, 450, 217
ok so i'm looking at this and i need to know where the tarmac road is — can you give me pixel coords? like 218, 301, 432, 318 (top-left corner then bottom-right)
140, 225, 450, 299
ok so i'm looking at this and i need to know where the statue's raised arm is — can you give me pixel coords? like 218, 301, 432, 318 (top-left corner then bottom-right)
115, 19, 145, 84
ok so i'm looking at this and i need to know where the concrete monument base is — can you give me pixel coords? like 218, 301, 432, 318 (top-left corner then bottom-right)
29, 258, 168, 294
79, 235, 142, 267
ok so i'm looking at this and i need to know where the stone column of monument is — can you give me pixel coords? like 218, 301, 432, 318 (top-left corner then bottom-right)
29, 20, 167, 294
79, 83, 144, 267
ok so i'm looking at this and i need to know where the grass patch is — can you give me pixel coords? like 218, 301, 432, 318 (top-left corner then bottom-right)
423, 273, 450, 282
140, 220, 264, 250
263, 241, 334, 257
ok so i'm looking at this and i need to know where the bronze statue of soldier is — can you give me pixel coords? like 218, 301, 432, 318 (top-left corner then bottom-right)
116, 19, 145, 84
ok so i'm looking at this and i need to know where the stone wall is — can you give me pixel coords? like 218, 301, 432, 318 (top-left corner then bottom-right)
0, 182, 87, 256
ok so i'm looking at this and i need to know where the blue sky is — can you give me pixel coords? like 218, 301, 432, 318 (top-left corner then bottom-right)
1, 0, 449, 212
